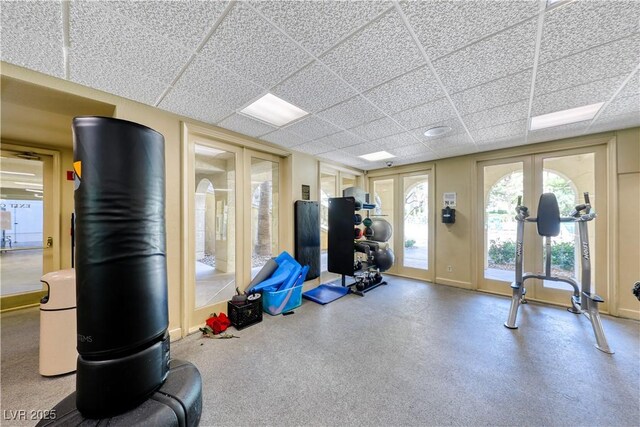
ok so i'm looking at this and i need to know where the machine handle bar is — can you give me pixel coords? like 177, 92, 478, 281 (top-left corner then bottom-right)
570, 192, 592, 218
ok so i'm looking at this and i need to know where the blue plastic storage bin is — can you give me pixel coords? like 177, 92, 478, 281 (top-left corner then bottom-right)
262, 284, 303, 316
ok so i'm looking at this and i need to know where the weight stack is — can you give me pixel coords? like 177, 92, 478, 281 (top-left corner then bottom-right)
72, 117, 170, 418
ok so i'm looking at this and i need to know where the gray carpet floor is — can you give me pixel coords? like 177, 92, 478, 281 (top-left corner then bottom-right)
2, 277, 639, 426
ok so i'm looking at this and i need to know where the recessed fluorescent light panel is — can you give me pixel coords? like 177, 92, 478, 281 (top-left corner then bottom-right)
359, 151, 396, 162
0, 171, 35, 176
240, 93, 308, 127
13, 182, 42, 187
530, 102, 604, 131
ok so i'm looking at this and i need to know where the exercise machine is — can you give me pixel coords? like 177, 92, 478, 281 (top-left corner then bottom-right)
504, 192, 613, 354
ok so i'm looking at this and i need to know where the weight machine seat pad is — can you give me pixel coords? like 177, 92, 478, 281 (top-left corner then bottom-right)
536, 193, 561, 237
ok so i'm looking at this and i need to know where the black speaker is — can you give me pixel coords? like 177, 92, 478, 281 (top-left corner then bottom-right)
73, 117, 169, 418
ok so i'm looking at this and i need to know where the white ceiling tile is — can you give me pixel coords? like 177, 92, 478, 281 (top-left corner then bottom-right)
401, 0, 539, 60
617, 72, 640, 99
341, 143, 380, 157
282, 116, 341, 142
531, 75, 628, 116
316, 96, 385, 130
1, 1, 64, 77
260, 129, 303, 148
476, 136, 524, 152
250, 0, 391, 56
433, 145, 478, 159
472, 119, 527, 144
464, 100, 529, 130
588, 111, 640, 134
105, 1, 229, 51
1, 0, 63, 44
425, 133, 475, 150
351, 117, 406, 141
320, 10, 425, 92
318, 150, 366, 168
539, 0, 640, 64
387, 143, 431, 158
527, 122, 589, 144
394, 151, 438, 165
158, 86, 230, 124
535, 34, 640, 95
200, 3, 312, 88
0, 30, 64, 79
599, 94, 640, 119
434, 18, 537, 93
364, 65, 444, 114
373, 133, 420, 151
293, 141, 334, 155
272, 62, 356, 113
70, 52, 167, 105
391, 98, 457, 130
70, 1, 191, 86
173, 55, 264, 112
450, 69, 532, 115
218, 114, 276, 138
314, 131, 365, 150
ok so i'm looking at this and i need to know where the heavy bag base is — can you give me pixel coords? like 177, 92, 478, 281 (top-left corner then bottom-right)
36, 360, 202, 427
76, 334, 170, 418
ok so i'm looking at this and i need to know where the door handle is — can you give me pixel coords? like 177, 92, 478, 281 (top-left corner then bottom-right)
46, 236, 53, 247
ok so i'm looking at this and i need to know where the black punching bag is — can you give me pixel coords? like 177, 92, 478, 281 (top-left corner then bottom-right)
73, 117, 170, 418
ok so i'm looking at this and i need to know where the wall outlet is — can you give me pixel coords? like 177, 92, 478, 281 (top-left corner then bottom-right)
447, 265, 453, 272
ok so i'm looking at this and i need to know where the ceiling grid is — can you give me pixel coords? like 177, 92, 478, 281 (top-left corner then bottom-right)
1, 0, 638, 170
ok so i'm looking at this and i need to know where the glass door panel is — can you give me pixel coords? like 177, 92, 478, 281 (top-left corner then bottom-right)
340, 173, 357, 194
540, 153, 594, 290
250, 157, 279, 278
372, 178, 395, 253
320, 172, 338, 282
534, 147, 607, 309
402, 174, 429, 271
0, 151, 46, 296
193, 143, 236, 308
483, 161, 524, 282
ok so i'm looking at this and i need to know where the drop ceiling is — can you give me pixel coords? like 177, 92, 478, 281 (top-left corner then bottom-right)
1, 0, 638, 170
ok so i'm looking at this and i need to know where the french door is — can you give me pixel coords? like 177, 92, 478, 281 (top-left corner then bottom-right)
369, 170, 434, 281
0, 147, 59, 310
185, 136, 282, 331
477, 145, 608, 310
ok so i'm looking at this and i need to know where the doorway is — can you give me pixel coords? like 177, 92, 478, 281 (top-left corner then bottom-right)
477, 146, 608, 309
369, 170, 434, 281
0, 147, 59, 309
184, 131, 285, 332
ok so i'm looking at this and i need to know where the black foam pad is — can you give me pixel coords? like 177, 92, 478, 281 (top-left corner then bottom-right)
536, 193, 561, 237
328, 197, 355, 276
294, 201, 320, 280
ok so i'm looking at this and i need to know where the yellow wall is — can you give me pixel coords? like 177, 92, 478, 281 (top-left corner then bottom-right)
615, 128, 640, 319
